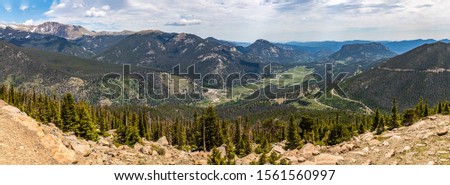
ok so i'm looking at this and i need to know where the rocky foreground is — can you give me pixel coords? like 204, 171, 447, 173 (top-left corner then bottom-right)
0, 100, 449, 165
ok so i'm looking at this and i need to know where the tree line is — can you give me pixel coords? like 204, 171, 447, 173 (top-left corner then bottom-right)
1, 84, 448, 164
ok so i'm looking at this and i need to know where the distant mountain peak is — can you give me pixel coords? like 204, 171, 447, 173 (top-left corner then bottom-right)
329, 42, 397, 62
1, 21, 134, 40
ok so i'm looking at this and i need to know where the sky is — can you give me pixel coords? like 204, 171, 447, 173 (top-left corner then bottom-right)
0, 0, 449, 42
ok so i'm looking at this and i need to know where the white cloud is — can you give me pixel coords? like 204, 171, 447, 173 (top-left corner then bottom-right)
23, 19, 34, 25
85, 6, 110, 17
41, 0, 450, 42
166, 18, 201, 26
3, 4, 12, 12
20, 5, 29, 11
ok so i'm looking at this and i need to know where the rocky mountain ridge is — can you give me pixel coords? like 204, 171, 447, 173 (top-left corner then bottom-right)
1, 100, 449, 165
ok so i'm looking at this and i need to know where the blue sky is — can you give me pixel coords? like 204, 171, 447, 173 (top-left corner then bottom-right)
1, 0, 449, 42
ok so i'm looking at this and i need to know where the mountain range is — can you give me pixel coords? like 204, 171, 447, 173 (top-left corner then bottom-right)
1, 21, 449, 110
343, 42, 450, 110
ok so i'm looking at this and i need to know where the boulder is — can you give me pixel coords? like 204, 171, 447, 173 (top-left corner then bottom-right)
140, 146, 152, 155
70, 140, 92, 156
157, 136, 169, 146
385, 149, 395, 158
41, 134, 77, 164
313, 154, 344, 165
217, 146, 227, 158
300, 143, 315, 157
341, 143, 355, 153
437, 128, 448, 136
312, 150, 320, 156
368, 139, 380, 146
272, 146, 286, 155
297, 157, 306, 163
98, 138, 110, 147
134, 143, 143, 151
401, 146, 411, 153
195, 159, 208, 165
362, 159, 372, 165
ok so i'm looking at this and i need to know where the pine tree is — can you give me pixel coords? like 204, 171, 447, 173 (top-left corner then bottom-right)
208, 148, 226, 165
76, 101, 99, 141
424, 101, 429, 117
371, 109, 380, 131
61, 93, 78, 132
269, 152, 281, 165
389, 97, 401, 130
376, 116, 385, 135
285, 115, 301, 150
403, 109, 416, 126
234, 118, 243, 154
226, 141, 236, 165
258, 152, 268, 165
202, 106, 221, 151
116, 123, 141, 146
242, 127, 252, 155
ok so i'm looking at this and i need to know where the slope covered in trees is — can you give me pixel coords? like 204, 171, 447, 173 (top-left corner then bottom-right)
1, 84, 447, 159
343, 42, 450, 111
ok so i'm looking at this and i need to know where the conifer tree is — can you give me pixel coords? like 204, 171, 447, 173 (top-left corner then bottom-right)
208, 148, 226, 165
371, 109, 380, 131
61, 93, 78, 132
285, 115, 301, 150
389, 97, 401, 130
76, 101, 99, 141
376, 116, 385, 135
226, 141, 236, 165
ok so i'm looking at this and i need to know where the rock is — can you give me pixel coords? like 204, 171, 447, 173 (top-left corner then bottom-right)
422, 132, 434, 139
152, 150, 159, 156
301, 161, 317, 165
286, 156, 298, 163
340, 144, 355, 153
297, 157, 306, 163
195, 159, 207, 165
368, 139, 380, 146
429, 116, 438, 121
362, 159, 372, 165
427, 161, 435, 165
437, 151, 449, 155
382, 141, 390, 146
300, 143, 315, 157
272, 146, 286, 155
239, 153, 257, 165
134, 143, 143, 151
380, 133, 394, 139
41, 134, 78, 164
350, 151, 367, 156
70, 141, 91, 156
157, 136, 169, 146
98, 138, 110, 147
312, 150, 320, 156
415, 143, 426, 147
140, 146, 152, 155
385, 149, 395, 158
401, 146, 411, 153
1, 105, 21, 114
217, 146, 227, 158
362, 147, 369, 153
437, 128, 448, 136
313, 154, 344, 165
388, 135, 402, 141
